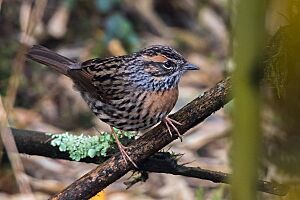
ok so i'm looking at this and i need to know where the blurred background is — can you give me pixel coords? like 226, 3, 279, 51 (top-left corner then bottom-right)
0, 0, 299, 200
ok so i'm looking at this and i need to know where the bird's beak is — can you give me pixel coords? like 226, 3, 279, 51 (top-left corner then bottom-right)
183, 63, 199, 71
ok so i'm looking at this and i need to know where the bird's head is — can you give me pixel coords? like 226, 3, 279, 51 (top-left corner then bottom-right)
130, 45, 198, 90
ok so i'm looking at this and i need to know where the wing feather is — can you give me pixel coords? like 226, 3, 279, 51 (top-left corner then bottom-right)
69, 56, 133, 103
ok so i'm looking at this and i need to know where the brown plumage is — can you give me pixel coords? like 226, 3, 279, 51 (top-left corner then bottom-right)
26, 45, 198, 167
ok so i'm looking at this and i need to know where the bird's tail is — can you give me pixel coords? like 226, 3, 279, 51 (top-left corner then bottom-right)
26, 45, 77, 75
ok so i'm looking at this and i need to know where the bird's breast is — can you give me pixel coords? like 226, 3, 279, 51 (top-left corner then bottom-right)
141, 87, 179, 120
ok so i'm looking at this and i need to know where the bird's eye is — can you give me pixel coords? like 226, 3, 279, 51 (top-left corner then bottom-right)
162, 60, 174, 70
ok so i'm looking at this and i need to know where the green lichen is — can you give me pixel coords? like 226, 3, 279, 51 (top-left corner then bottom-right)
47, 128, 136, 161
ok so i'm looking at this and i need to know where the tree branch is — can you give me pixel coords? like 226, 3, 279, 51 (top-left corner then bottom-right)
11, 126, 288, 196
8, 77, 288, 198
139, 153, 288, 196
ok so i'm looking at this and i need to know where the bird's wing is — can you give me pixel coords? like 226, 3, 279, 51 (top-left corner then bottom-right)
68, 56, 133, 103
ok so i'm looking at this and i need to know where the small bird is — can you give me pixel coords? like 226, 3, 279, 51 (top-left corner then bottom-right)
27, 45, 198, 167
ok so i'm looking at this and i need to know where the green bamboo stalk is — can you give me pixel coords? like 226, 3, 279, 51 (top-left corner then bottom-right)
231, 0, 266, 200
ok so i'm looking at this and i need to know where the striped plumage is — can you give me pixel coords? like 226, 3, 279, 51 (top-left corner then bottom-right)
27, 45, 197, 132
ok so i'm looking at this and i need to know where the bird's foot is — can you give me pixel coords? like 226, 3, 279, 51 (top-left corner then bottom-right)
163, 117, 183, 142
110, 127, 138, 168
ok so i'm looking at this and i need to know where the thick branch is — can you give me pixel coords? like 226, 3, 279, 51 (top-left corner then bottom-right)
11, 126, 288, 196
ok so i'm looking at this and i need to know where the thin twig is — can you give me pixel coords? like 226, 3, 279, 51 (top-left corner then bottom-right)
0, 97, 33, 195
5, 0, 47, 112
0, 2, 47, 198
140, 153, 288, 196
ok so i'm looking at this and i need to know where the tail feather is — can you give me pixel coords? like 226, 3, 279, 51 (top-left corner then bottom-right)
26, 45, 77, 75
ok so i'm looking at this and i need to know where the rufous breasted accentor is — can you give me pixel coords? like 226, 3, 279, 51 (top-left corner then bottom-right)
27, 45, 198, 167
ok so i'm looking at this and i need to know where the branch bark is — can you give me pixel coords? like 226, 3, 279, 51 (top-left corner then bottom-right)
139, 153, 288, 196
11, 127, 288, 196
